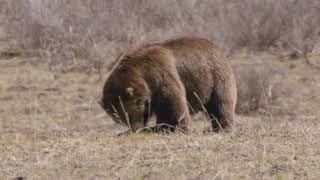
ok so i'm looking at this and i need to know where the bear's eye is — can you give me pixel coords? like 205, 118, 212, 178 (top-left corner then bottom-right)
133, 99, 145, 111
134, 99, 143, 105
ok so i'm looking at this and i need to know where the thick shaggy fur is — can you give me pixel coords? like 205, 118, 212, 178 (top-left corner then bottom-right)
100, 37, 237, 132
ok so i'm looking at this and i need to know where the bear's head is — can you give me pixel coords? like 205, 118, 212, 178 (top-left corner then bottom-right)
99, 68, 151, 132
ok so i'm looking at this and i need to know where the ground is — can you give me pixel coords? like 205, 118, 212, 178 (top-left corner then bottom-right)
0, 43, 320, 179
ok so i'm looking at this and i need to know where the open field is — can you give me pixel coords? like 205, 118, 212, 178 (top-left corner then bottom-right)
0, 48, 319, 179
1, 1, 320, 179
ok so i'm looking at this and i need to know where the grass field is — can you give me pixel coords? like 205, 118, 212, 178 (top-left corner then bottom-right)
1, 1, 320, 179
1, 44, 319, 179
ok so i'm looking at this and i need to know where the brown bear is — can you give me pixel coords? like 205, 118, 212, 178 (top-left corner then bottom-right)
99, 37, 237, 133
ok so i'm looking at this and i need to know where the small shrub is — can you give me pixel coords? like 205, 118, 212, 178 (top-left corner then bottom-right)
232, 63, 280, 114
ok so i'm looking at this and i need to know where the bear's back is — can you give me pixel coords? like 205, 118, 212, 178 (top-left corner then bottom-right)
162, 37, 230, 110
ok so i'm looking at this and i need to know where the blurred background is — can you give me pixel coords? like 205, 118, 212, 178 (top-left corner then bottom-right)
1, 0, 320, 70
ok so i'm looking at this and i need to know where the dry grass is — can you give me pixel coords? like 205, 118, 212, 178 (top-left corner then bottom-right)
1, 0, 320, 71
1, 1, 320, 179
1, 48, 319, 179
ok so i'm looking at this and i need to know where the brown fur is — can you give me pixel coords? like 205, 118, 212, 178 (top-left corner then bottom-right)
100, 37, 237, 133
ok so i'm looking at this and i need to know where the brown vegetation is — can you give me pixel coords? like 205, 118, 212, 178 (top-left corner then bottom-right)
1, 0, 320, 70
0, 1, 319, 179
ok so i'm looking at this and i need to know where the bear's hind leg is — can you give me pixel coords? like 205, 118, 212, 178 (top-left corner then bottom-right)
217, 100, 234, 131
206, 97, 234, 132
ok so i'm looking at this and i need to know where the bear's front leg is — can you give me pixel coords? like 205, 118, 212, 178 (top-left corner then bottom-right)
154, 89, 190, 133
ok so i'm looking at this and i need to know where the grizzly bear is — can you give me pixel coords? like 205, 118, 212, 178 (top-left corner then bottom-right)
99, 37, 237, 133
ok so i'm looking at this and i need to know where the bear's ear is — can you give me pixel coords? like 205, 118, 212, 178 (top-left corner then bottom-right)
126, 87, 134, 97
